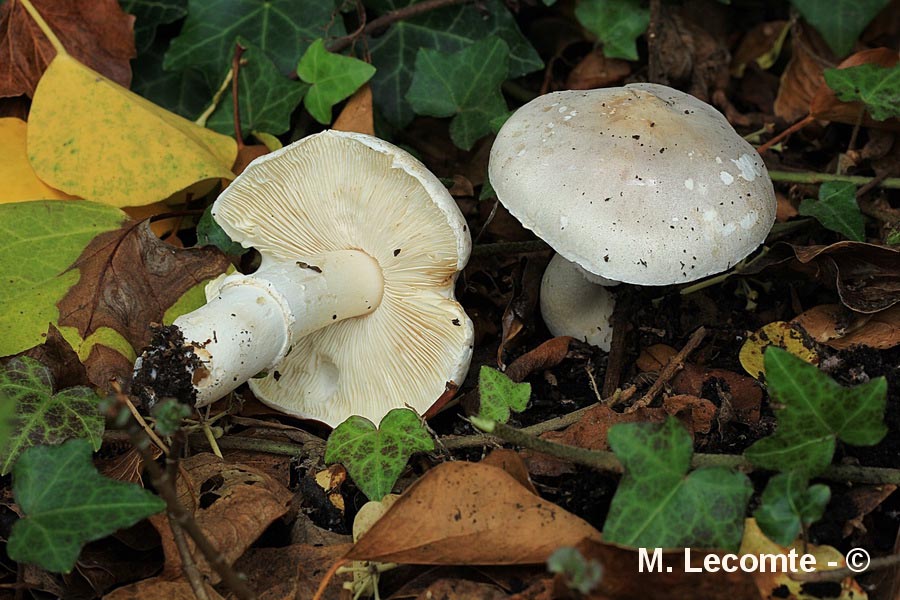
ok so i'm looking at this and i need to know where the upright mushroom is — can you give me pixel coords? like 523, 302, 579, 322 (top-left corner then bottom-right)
134, 131, 473, 427
489, 84, 776, 350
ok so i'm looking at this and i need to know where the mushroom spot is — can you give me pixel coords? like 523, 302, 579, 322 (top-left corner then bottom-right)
703, 209, 718, 222
740, 210, 759, 229
684, 178, 694, 191
732, 153, 762, 181
719, 171, 734, 185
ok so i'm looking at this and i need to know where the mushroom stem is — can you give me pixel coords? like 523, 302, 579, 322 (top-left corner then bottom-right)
152, 250, 384, 406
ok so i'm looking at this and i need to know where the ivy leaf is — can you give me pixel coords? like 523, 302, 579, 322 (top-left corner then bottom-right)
325, 408, 434, 501
406, 36, 510, 150
477, 366, 531, 423
131, 37, 210, 120
799, 181, 865, 241
7, 439, 165, 573
604, 418, 752, 551
754, 471, 830, 546
0, 201, 128, 358
824, 63, 900, 121
0, 357, 104, 475
298, 39, 376, 124
574, 0, 649, 61
164, 0, 346, 85
208, 41, 309, 136
547, 547, 603, 595
368, 0, 541, 127
790, 0, 890, 57
120, 0, 188, 53
744, 347, 887, 475
197, 204, 248, 256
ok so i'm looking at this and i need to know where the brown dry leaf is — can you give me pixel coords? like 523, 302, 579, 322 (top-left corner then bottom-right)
481, 448, 538, 495
793, 304, 900, 350
636, 344, 677, 372
103, 578, 224, 600
505, 336, 573, 383
731, 21, 790, 78
498, 258, 546, 366
22, 323, 87, 388
671, 364, 762, 426
841, 484, 897, 537
566, 48, 630, 89
235, 543, 352, 600
406, 577, 510, 600
152, 454, 292, 582
775, 192, 799, 222
774, 24, 834, 123
663, 394, 716, 434
333, 82, 375, 136
57, 220, 230, 361
0, 0, 135, 98
346, 461, 601, 565
96, 444, 160, 485
811, 47, 900, 129
541, 404, 666, 453
233, 144, 270, 176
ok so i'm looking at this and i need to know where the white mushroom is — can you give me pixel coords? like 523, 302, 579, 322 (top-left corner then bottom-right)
540, 254, 616, 351
489, 84, 776, 348
135, 131, 473, 427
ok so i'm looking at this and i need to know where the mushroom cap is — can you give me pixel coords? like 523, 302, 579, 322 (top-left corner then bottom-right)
489, 84, 776, 285
212, 130, 473, 427
540, 254, 616, 351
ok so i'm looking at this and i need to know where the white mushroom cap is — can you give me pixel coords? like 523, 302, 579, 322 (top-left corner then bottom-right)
211, 130, 473, 426
489, 84, 776, 285
540, 254, 616, 351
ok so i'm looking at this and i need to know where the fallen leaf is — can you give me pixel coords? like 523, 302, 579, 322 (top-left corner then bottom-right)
504, 336, 573, 383
234, 543, 352, 600
776, 191, 799, 222
662, 394, 716, 434
731, 21, 791, 77
153, 454, 293, 582
297, 39, 374, 125
333, 83, 375, 135
0, 0, 135, 98
739, 519, 866, 600
840, 484, 897, 537
671, 364, 763, 425
96, 445, 160, 486
346, 461, 602, 565
541, 404, 666, 453
0, 118, 77, 202
22, 323, 88, 390
793, 303, 900, 350
56, 220, 230, 378
739, 321, 820, 379
481, 448, 538, 495
477, 366, 531, 423
566, 48, 631, 89
774, 24, 833, 123
811, 47, 900, 129
103, 578, 224, 600
406, 577, 509, 600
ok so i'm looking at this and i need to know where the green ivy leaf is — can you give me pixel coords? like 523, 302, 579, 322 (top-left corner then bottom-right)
547, 547, 604, 595
0, 201, 128, 358
790, 0, 890, 57
368, 0, 541, 127
207, 41, 309, 136
477, 366, 531, 423
604, 418, 752, 551
744, 347, 887, 475
406, 36, 510, 150
297, 39, 376, 124
0, 357, 104, 475
574, 0, 649, 61
120, 0, 188, 53
196, 205, 248, 256
325, 408, 434, 501
799, 181, 865, 241
150, 399, 191, 436
7, 439, 165, 573
824, 63, 900, 121
131, 37, 210, 120
754, 471, 830, 546
164, 0, 346, 84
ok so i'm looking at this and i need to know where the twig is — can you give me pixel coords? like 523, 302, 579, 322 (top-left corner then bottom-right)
195, 69, 234, 128
756, 115, 816, 154
202, 422, 223, 459
625, 327, 706, 413
232, 43, 247, 147
646, 0, 662, 82
602, 292, 630, 397
471, 240, 551, 257
474, 419, 900, 485
768, 170, 900, 189
327, 0, 475, 53
790, 553, 900, 583
109, 388, 257, 600
123, 394, 169, 454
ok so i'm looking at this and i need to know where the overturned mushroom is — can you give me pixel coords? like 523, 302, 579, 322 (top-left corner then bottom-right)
489, 84, 776, 350
134, 131, 473, 427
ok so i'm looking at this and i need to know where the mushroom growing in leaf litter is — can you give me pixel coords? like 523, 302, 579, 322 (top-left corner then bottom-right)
489, 84, 776, 350
134, 131, 473, 427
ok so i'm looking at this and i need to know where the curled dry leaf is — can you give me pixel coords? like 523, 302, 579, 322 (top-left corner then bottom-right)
103, 578, 224, 600
504, 336, 573, 383
663, 394, 716, 434
333, 82, 375, 136
346, 461, 601, 565
151, 454, 292, 583
481, 448, 538, 494
811, 47, 900, 129
0, 0, 135, 98
730, 21, 790, 78
236, 543, 353, 600
773, 23, 833, 123
793, 304, 900, 350
566, 48, 631, 90
841, 484, 897, 537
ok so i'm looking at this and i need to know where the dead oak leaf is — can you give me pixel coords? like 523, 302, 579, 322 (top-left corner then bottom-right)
57, 220, 230, 356
0, 0, 135, 98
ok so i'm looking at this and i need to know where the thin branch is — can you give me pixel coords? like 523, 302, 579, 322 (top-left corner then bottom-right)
327, 0, 475, 53
626, 327, 705, 413
756, 115, 816, 154
232, 43, 247, 147
768, 170, 900, 189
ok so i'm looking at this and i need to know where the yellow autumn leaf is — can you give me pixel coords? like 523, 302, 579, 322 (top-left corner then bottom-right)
0, 118, 78, 203
740, 519, 866, 600
19, 0, 236, 208
739, 321, 819, 379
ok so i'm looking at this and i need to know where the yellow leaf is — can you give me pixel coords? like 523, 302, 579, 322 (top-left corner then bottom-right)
0, 118, 78, 203
740, 519, 867, 600
27, 54, 237, 207
739, 321, 819, 379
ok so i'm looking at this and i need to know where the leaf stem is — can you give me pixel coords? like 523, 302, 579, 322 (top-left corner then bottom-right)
232, 43, 247, 147
768, 170, 900, 189
17, 0, 67, 57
